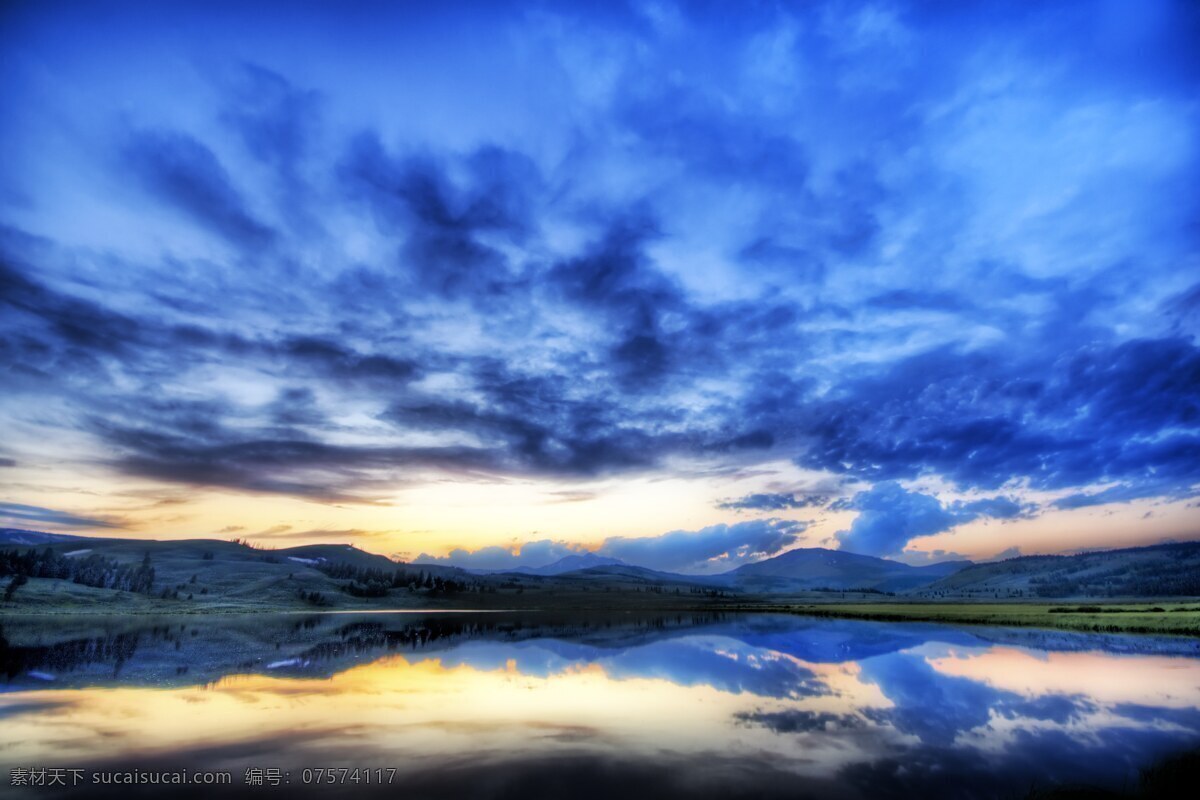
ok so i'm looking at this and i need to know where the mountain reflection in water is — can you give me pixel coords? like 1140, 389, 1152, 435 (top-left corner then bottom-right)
1, 612, 1198, 799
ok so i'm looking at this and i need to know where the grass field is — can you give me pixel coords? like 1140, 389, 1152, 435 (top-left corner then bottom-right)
768, 601, 1200, 636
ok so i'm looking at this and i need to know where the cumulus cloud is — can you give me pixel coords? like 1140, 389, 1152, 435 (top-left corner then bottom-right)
415, 539, 585, 572
835, 483, 1029, 558
599, 520, 806, 574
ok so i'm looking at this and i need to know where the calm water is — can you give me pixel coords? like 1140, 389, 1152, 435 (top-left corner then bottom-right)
1, 612, 1199, 799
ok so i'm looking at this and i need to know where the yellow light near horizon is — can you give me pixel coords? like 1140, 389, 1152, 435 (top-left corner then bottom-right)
0, 652, 786, 769
907, 496, 1200, 561
7, 462, 1197, 565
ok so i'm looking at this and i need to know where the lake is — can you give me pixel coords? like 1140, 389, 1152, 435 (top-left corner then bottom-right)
1, 612, 1198, 799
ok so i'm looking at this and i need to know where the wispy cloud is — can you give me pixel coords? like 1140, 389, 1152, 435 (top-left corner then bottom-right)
718, 493, 828, 512
0, 501, 123, 529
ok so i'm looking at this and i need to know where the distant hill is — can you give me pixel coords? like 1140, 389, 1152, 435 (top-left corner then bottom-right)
453, 548, 970, 592
554, 563, 719, 584
916, 541, 1200, 599
522, 553, 628, 575
721, 547, 972, 593
274, 543, 403, 572
471, 553, 629, 576
0, 528, 99, 546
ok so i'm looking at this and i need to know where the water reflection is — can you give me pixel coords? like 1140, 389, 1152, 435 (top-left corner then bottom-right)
1, 613, 1198, 799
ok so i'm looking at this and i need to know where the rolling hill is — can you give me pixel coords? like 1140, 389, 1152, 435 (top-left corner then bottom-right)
463, 547, 971, 593
720, 547, 971, 593
0, 530, 732, 612
914, 541, 1200, 599
0, 528, 98, 546
464, 553, 629, 576
4, 530, 1197, 612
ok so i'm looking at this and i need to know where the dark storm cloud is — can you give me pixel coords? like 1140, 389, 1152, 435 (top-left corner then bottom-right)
124, 129, 275, 248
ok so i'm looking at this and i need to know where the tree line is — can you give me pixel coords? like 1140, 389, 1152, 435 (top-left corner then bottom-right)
315, 562, 488, 597
0, 548, 156, 597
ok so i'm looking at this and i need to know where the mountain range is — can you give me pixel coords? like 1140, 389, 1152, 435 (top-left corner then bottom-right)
720, 548, 971, 593
467, 552, 629, 576
435, 546, 972, 590
3, 528, 1197, 607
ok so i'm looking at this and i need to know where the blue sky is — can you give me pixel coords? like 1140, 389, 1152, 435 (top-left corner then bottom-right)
1, 0, 1197, 572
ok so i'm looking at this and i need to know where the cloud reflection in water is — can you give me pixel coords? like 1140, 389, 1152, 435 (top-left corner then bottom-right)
1, 613, 1198, 799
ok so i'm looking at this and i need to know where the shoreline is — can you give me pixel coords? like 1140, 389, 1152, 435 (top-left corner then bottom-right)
767, 601, 1200, 637
5, 600, 1199, 637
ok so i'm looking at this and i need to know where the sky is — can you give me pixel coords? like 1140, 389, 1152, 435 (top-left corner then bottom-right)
1, 0, 1198, 574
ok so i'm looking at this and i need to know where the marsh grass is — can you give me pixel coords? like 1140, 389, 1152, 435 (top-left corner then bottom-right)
772, 602, 1200, 636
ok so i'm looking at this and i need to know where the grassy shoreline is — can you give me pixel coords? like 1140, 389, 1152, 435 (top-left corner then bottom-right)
763, 601, 1200, 636
6, 593, 1200, 636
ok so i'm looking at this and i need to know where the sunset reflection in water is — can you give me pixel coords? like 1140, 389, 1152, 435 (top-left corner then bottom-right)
1, 614, 1198, 799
